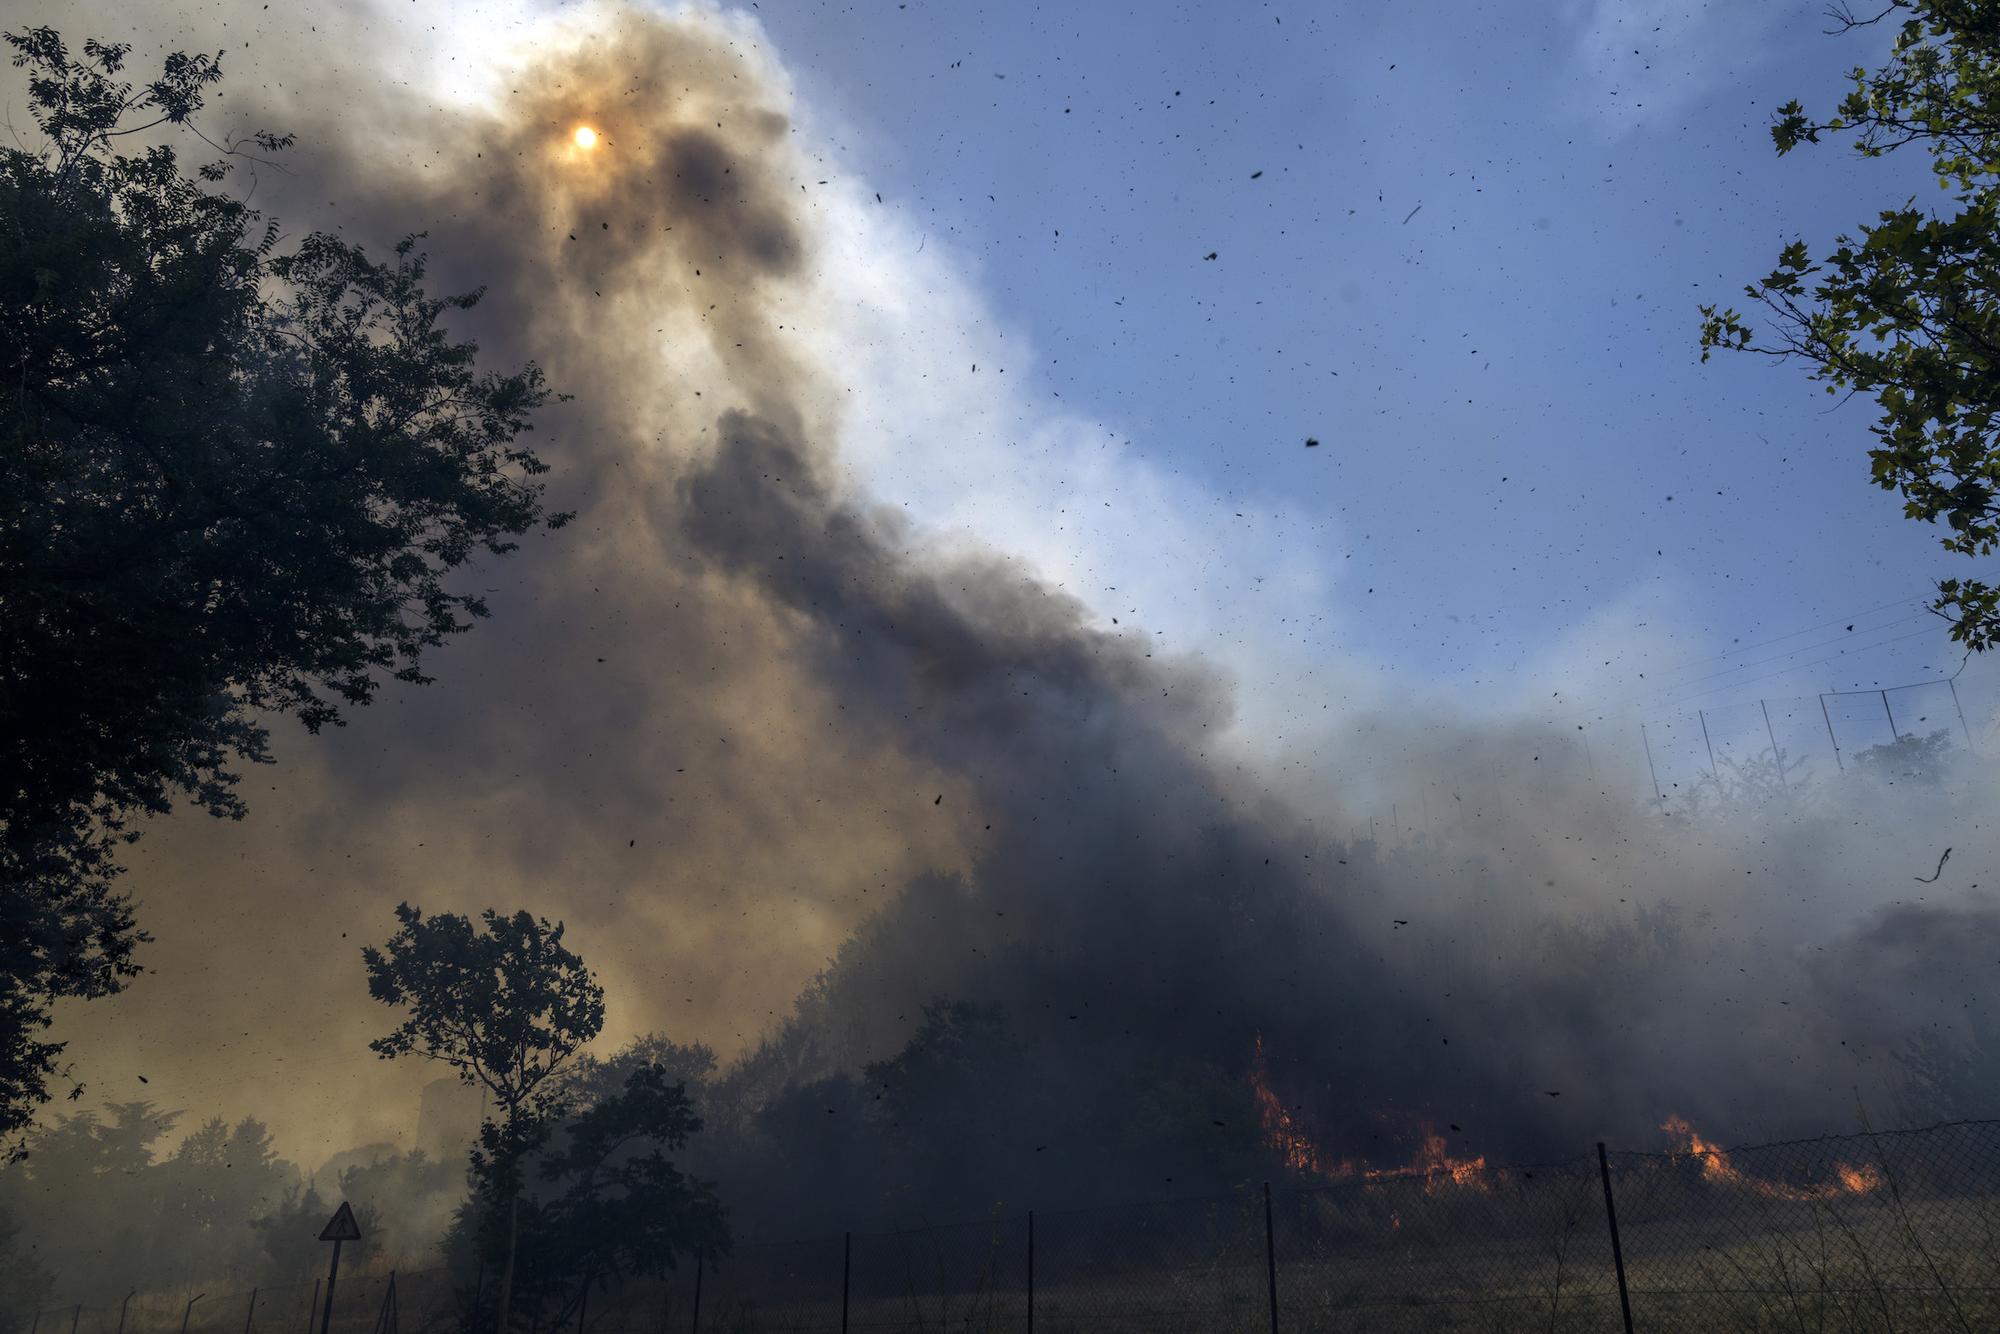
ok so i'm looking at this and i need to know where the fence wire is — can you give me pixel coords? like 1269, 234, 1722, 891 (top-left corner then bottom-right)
26, 1120, 2000, 1334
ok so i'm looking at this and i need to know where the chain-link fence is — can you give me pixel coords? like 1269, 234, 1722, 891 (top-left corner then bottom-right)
29, 1120, 2000, 1333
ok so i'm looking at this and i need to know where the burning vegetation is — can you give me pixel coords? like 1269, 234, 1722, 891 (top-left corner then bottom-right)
1252, 1040, 1886, 1208
1251, 1038, 1491, 1194
1660, 1115, 1884, 1201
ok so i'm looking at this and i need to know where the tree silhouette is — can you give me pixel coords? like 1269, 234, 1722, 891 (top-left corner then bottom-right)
1701, 3, 2000, 650
0, 26, 564, 1142
363, 904, 603, 1333
445, 1063, 730, 1326
1851, 726, 1959, 786
1676, 745, 1814, 820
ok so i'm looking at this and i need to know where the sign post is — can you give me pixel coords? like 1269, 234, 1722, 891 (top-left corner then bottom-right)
318, 1202, 363, 1334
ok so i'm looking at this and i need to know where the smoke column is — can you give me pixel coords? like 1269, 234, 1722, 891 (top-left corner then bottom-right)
21, 0, 2000, 1214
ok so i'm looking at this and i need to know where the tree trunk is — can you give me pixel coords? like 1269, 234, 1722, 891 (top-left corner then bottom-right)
496, 1190, 520, 1334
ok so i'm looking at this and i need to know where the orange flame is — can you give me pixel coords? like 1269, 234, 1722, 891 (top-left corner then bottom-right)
1660, 1115, 1882, 1201
1250, 1035, 1340, 1177
1250, 1037, 1491, 1192
1406, 1129, 1490, 1192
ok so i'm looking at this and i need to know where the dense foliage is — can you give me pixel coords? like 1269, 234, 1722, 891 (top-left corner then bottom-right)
0, 28, 562, 1143
364, 905, 610, 1332
449, 1063, 729, 1326
1702, 2, 2000, 649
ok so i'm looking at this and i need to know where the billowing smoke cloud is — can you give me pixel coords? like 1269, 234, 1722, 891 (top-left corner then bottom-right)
20, 0, 2000, 1227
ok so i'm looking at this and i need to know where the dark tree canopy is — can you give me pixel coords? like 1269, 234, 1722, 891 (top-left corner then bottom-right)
364, 903, 605, 1332
364, 904, 606, 1114
0, 28, 563, 1141
450, 1063, 731, 1323
1702, 2, 2000, 649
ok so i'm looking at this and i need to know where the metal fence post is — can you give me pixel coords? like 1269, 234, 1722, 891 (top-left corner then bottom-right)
689, 1246, 703, 1334
1263, 1181, 1279, 1334
1596, 1143, 1635, 1334
1761, 700, 1788, 790
375, 1275, 398, 1334
117, 1293, 134, 1334
1951, 677, 1978, 756
242, 1290, 257, 1334
841, 1232, 851, 1334
1026, 1211, 1035, 1334
1641, 724, 1664, 803
1820, 693, 1844, 770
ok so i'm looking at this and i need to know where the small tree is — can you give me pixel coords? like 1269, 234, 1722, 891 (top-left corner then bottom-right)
1897, 1000, 2000, 1122
444, 1064, 730, 1323
1851, 725, 1959, 785
1701, 3, 2000, 649
363, 905, 603, 1333
1677, 745, 1815, 820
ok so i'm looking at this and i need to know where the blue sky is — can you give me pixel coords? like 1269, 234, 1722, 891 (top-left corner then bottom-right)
738, 0, 1982, 732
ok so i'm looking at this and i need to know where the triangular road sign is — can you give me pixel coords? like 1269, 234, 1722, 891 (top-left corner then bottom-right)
319, 1200, 362, 1242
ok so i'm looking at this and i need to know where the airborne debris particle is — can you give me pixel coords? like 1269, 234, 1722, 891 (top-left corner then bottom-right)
1915, 848, 1953, 883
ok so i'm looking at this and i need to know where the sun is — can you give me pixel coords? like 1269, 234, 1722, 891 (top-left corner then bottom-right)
573, 125, 599, 150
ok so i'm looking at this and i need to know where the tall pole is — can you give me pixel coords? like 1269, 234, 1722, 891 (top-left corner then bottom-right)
243, 1291, 257, 1334
71, 1307, 81, 1334
1950, 678, 1978, 756
117, 1293, 135, 1334
1263, 1181, 1280, 1334
303, 1283, 319, 1334
1597, 1144, 1635, 1334
1820, 693, 1844, 771
1698, 709, 1718, 775
1760, 700, 1788, 791
1641, 725, 1663, 804
1026, 1211, 1035, 1334
688, 1247, 703, 1334
319, 1240, 342, 1334
180, 1296, 206, 1334
840, 1232, 851, 1334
